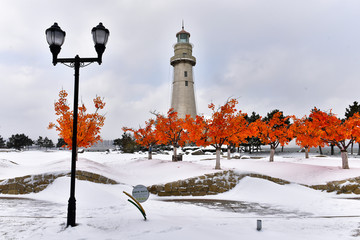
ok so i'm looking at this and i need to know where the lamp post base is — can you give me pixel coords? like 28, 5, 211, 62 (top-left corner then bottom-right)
67, 196, 76, 227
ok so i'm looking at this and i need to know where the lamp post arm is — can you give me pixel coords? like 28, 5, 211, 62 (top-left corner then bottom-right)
56, 57, 101, 65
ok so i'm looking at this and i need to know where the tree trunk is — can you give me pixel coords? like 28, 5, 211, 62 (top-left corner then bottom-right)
269, 147, 275, 162
305, 146, 309, 159
351, 142, 354, 155
331, 144, 334, 155
341, 150, 350, 169
148, 145, 152, 160
215, 147, 221, 169
173, 146, 177, 162
319, 146, 323, 155
227, 146, 231, 160
358, 143, 360, 155
281, 146, 284, 152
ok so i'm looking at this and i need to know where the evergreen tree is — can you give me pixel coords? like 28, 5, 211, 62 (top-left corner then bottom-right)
263, 109, 290, 125
243, 112, 263, 153
345, 101, 360, 155
56, 138, 67, 148
0, 136, 5, 148
7, 134, 33, 150
43, 137, 54, 150
113, 138, 122, 149
114, 133, 139, 153
262, 109, 292, 154
345, 101, 360, 119
36, 136, 44, 149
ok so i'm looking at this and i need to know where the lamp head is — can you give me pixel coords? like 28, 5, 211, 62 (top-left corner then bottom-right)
45, 23, 66, 65
91, 23, 110, 64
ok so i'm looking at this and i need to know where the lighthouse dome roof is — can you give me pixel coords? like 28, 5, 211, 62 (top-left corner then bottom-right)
176, 27, 190, 38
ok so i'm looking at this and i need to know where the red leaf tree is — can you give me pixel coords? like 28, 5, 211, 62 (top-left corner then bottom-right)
254, 110, 293, 162
185, 99, 250, 169
123, 119, 158, 159
310, 109, 360, 169
291, 115, 324, 158
48, 89, 106, 149
154, 109, 188, 161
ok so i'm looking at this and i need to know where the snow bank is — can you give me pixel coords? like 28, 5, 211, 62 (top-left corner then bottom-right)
0, 150, 360, 239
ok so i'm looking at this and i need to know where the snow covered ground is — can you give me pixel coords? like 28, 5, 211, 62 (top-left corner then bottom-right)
0, 150, 360, 239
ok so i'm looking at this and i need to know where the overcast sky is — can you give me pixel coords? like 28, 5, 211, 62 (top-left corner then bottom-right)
1, 0, 360, 142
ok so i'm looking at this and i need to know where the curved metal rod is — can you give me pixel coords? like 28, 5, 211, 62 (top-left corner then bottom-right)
61, 62, 75, 68
61, 61, 95, 68
127, 199, 147, 220
81, 62, 94, 68
123, 191, 146, 215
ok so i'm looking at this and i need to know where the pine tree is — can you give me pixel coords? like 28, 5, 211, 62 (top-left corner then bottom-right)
7, 134, 33, 150
115, 133, 139, 153
36, 136, 44, 149
345, 101, 360, 119
43, 137, 54, 150
0, 136, 5, 148
345, 101, 360, 155
56, 138, 67, 148
243, 112, 263, 153
113, 138, 121, 149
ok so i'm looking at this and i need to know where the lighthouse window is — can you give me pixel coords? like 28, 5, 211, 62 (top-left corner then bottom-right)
185, 81, 188, 86
184, 71, 188, 77
179, 33, 188, 43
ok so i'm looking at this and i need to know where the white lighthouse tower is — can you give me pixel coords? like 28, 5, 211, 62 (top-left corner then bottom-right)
170, 24, 197, 119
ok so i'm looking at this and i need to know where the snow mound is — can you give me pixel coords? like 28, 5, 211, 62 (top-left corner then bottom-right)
0, 159, 18, 167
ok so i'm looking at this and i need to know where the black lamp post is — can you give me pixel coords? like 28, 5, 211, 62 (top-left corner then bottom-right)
45, 22, 109, 227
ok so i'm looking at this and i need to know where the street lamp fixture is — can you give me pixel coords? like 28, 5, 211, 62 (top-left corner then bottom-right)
46, 22, 109, 65
92, 23, 110, 64
45, 22, 109, 227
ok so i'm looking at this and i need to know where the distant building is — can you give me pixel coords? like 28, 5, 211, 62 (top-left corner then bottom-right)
170, 24, 197, 119
87, 140, 114, 151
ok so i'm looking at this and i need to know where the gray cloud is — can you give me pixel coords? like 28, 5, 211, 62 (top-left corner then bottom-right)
1, 0, 360, 141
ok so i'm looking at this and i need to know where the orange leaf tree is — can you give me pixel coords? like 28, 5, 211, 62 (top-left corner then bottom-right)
310, 109, 360, 169
123, 119, 158, 159
254, 110, 293, 162
291, 115, 324, 158
185, 99, 250, 169
48, 89, 106, 149
154, 109, 188, 161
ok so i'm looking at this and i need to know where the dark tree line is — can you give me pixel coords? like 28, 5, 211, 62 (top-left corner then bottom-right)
6, 134, 33, 150
35, 136, 55, 150
0, 134, 65, 151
